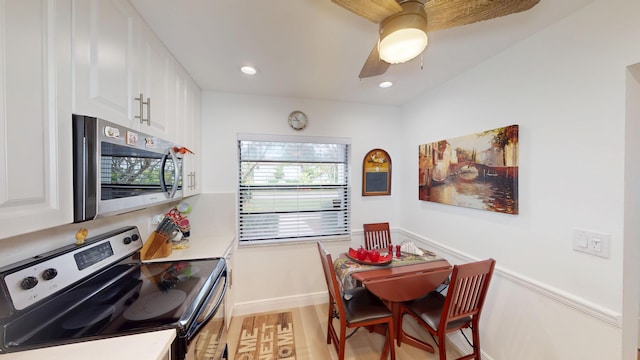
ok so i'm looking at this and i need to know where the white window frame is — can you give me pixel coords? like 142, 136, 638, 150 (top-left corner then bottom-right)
237, 133, 351, 245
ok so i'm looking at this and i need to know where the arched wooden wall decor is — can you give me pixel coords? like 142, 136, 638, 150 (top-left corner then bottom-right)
362, 148, 391, 196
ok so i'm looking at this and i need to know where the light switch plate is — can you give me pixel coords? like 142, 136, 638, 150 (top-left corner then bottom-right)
573, 228, 611, 258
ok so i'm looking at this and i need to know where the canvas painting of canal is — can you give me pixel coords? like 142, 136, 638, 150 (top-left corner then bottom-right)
418, 125, 519, 214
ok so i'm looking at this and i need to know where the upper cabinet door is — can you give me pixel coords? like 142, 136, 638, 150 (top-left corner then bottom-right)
177, 65, 201, 197
73, 0, 138, 126
137, 21, 176, 141
0, 0, 74, 240
73, 0, 177, 141
184, 76, 202, 196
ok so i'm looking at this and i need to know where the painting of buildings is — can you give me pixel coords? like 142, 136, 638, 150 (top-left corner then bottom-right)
418, 125, 519, 214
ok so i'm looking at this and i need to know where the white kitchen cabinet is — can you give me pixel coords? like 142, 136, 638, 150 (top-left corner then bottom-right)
72, 0, 137, 127
0, 0, 74, 239
177, 66, 201, 196
73, 0, 177, 142
137, 20, 176, 141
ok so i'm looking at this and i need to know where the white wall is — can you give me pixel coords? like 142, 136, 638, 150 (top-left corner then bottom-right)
398, 0, 640, 358
197, 0, 640, 358
200, 92, 403, 228
0, 203, 175, 268
199, 93, 403, 312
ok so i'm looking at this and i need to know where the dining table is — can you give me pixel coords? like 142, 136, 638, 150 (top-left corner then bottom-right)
334, 246, 452, 353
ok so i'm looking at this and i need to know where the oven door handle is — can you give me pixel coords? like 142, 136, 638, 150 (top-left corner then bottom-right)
160, 147, 180, 199
186, 273, 228, 340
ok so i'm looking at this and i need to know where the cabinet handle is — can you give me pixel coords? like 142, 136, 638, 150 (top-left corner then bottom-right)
134, 93, 151, 125
135, 93, 144, 123
146, 97, 151, 126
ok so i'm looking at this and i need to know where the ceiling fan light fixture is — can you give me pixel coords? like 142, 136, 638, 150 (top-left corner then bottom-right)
378, 1, 428, 64
379, 28, 428, 64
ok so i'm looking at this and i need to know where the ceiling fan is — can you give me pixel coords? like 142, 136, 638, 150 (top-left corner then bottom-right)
330, 0, 541, 78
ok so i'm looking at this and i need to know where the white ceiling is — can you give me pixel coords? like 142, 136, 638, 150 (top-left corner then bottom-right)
129, 0, 595, 106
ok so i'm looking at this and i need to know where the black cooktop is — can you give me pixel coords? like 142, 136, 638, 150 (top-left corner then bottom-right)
1, 258, 223, 352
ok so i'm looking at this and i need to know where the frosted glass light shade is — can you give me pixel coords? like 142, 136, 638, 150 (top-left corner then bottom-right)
379, 28, 428, 64
378, 1, 429, 65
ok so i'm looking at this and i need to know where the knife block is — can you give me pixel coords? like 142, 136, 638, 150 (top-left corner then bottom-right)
140, 231, 173, 260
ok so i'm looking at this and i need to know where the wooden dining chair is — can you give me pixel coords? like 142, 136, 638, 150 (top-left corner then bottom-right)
397, 258, 496, 360
317, 242, 396, 360
363, 222, 392, 250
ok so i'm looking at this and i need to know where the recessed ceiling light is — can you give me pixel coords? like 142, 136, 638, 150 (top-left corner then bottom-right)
240, 66, 257, 75
379, 81, 393, 88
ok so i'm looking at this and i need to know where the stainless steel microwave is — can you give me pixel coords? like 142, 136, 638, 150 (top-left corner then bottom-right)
72, 114, 183, 222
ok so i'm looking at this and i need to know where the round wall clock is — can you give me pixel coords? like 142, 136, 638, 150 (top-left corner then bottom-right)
288, 110, 308, 130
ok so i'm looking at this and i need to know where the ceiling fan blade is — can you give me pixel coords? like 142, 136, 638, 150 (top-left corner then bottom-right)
331, 0, 402, 23
425, 0, 541, 32
359, 42, 390, 79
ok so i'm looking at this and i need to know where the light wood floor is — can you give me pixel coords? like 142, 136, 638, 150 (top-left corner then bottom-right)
227, 303, 464, 359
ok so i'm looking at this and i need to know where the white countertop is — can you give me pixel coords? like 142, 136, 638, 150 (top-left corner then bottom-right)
144, 233, 236, 262
3, 234, 235, 360
1, 330, 176, 360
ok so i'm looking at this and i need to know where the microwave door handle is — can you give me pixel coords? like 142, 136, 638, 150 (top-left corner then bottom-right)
162, 147, 180, 199
160, 152, 169, 195
169, 147, 180, 198
160, 148, 179, 199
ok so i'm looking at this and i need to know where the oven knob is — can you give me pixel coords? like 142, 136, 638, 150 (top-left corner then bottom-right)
42, 268, 58, 281
131, 234, 139, 242
123, 236, 132, 245
20, 276, 38, 290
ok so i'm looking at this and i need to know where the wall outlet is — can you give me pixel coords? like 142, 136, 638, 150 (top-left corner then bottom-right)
151, 214, 164, 225
148, 214, 164, 233
573, 228, 611, 258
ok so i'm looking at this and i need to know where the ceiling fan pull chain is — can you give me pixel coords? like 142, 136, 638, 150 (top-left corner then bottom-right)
421, 53, 424, 70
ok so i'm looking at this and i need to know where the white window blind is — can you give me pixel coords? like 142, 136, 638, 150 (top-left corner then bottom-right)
238, 136, 351, 243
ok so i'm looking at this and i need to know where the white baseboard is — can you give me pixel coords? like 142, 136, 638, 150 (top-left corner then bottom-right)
233, 291, 327, 317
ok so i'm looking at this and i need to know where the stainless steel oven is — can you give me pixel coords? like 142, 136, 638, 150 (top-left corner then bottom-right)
72, 115, 184, 223
0, 226, 228, 360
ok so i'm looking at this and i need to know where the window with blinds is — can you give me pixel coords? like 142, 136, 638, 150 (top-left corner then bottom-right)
238, 135, 351, 243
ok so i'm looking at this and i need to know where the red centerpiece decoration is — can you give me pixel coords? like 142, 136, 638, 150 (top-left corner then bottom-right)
347, 247, 392, 266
